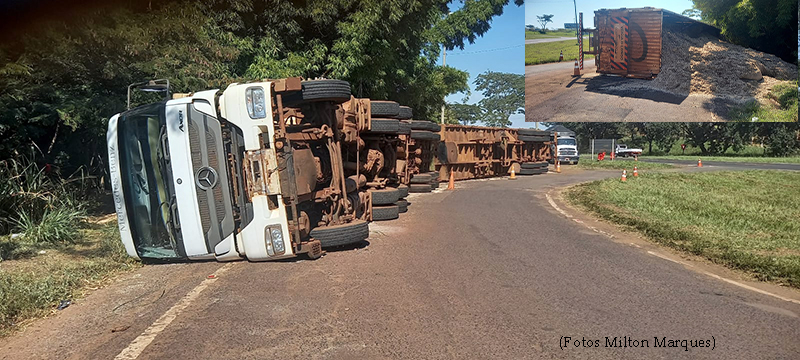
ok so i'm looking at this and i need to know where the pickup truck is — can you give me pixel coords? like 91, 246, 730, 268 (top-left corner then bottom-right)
615, 144, 643, 158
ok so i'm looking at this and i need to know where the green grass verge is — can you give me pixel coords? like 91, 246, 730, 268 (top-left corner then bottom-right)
729, 82, 798, 122
566, 171, 800, 287
525, 29, 577, 39
649, 156, 800, 164
576, 160, 675, 170
525, 39, 594, 66
0, 221, 139, 335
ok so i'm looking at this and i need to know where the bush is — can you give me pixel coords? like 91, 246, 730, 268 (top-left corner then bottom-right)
0, 152, 89, 256
12, 203, 85, 245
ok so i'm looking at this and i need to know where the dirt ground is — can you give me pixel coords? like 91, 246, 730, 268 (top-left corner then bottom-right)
525, 60, 738, 122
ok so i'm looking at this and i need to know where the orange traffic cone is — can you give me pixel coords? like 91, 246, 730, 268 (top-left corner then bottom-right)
633, 166, 639, 177
447, 168, 455, 190
573, 60, 581, 76
556, 160, 562, 173
698, 159, 703, 167
510, 167, 517, 180
621, 169, 627, 182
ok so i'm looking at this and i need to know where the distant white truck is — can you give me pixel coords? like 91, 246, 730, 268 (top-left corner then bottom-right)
615, 144, 643, 158
554, 136, 579, 164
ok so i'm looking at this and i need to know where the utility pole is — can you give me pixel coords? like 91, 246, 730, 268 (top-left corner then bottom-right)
573, 0, 579, 42
440, 45, 446, 124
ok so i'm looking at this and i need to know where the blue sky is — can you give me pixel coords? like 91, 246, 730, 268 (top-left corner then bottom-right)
526, 0, 695, 30
437, 2, 528, 128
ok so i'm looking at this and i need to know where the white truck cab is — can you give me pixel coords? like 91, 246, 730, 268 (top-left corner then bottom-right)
555, 136, 579, 164
108, 78, 367, 262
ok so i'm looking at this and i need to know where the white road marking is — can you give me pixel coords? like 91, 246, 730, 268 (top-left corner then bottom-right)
647, 250, 694, 267
114, 264, 233, 360
545, 191, 800, 306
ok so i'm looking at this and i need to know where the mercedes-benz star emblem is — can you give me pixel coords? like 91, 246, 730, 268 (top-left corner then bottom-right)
195, 166, 218, 190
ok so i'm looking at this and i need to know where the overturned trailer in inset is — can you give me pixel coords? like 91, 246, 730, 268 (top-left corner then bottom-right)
584, 7, 720, 79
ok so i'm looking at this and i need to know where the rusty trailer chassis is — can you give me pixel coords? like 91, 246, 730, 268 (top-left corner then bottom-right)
434, 125, 553, 182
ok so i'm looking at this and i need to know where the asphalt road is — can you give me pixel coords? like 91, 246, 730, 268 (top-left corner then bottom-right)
2, 168, 799, 359
524, 61, 740, 122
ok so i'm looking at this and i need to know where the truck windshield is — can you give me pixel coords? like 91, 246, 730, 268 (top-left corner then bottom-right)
559, 138, 577, 146
117, 103, 182, 259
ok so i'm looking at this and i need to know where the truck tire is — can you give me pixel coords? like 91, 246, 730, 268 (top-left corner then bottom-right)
300, 79, 352, 103
372, 205, 400, 221
519, 167, 548, 175
519, 135, 551, 142
406, 120, 432, 130
397, 121, 411, 135
371, 101, 400, 117
518, 129, 548, 136
370, 187, 401, 205
410, 173, 432, 184
311, 220, 369, 248
396, 106, 413, 120
408, 183, 432, 193
393, 184, 409, 198
521, 161, 549, 169
366, 118, 400, 134
428, 171, 440, 189
397, 199, 409, 213
426, 122, 441, 132
410, 130, 440, 141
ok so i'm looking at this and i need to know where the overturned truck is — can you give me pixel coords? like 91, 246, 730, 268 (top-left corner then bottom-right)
108, 77, 553, 263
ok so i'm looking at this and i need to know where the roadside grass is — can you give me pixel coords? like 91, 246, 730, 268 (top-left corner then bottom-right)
576, 160, 675, 170
0, 220, 139, 335
525, 39, 594, 66
566, 171, 800, 287
525, 29, 576, 39
729, 82, 798, 122
647, 155, 800, 164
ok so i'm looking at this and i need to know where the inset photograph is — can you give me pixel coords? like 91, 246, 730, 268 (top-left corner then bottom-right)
525, 1, 798, 122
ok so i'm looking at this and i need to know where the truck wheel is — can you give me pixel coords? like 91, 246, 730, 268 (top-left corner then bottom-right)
521, 161, 549, 169
372, 205, 400, 221
392, 184, 409, 198
406, 120, 431, 130
396, 106, 413, 120
370, 187, 401, 205
300, 79, 352, 103
410, 130, 440, 141
410, 173, 432, 184
310, 220, 369, 248
426, 122, 441, 132
397, 199, 409, 213
428, 172, 440, 189
397, 122, 411, 135
408, 183, 432, 193
366, 118, 400, 134
518, 129, 547, 136
519, 167, 548, 175
371, 101, 400, 117
519, 135, 551, 142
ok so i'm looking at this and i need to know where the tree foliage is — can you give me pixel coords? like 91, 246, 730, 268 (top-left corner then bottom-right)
691, 0, 798, 63
0, 0, 520, 174
536, 14, 554, 32
445, 71, 523, 127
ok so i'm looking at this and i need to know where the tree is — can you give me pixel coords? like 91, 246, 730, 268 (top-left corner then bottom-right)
761, 124, 800, 156
446, 103, 483, 125
639, 123, 681, 154
680, 123, 755, 155
474, 71, 524, 127
537, 14, 554, 33
691, 0, 798, 63
0, 0, 521, 174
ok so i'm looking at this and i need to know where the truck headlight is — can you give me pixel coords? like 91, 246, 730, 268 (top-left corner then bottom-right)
246, 86, 266, 119
266, 225, 285, 255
